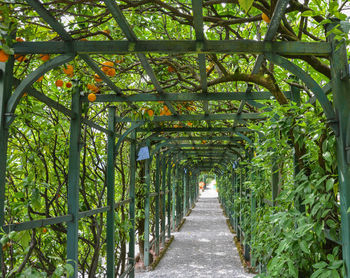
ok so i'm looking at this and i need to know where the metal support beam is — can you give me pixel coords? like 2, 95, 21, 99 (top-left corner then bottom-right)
14, 40, 331, 56
330, 32, 350, 277
167, 159, 172, 237
144, 157, 151, 267
128, 131, 137, 278
154, 154, 161, 256
0, 57, 14, 270
161, 156, 167, 246
183, 169, 187, 215
81, 91, 292, 103
66, 86, 82, 277
115, 113, 264, 123
136, 127, 256, 133
106, 106, 116, 278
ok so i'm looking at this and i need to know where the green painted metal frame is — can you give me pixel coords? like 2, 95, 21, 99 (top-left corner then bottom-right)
128, 131, 137, 278
106, 106, 116, 278
80, 91, 293, 102
2, 0, 350, 276
14, 40, 332, 56
66, 86, 82, 276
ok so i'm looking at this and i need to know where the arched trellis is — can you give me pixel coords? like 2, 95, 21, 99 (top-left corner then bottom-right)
1, 0, 350, 277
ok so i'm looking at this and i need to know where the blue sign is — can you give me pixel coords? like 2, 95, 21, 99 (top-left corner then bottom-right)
137, 146, 150, 161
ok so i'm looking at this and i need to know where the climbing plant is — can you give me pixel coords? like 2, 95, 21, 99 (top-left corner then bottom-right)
219, 100, 343, 277
1, 0, 350, 277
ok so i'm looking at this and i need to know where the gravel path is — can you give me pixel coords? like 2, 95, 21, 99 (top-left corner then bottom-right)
136, 182, 254, 278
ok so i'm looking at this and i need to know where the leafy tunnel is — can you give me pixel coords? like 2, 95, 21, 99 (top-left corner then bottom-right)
0, 0, 350, 277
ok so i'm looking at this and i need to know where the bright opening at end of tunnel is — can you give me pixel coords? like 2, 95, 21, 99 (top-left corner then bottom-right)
199, 179, 218, 199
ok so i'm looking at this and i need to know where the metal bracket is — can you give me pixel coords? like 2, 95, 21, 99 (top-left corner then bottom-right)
327, 118, 339, 137
340, 64, 350, 80
5, 113, 16, 128
345, 116, 350, 164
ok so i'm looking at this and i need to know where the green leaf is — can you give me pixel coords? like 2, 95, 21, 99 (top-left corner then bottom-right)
288, 260, 298, 277
238, 0, 254, 13
301, 10, 314, 17
326, 178, 335, 192
299, 240, 310, 254
313, 261, 328, 269
329, 260, 343, 270
311, 268, 325, 278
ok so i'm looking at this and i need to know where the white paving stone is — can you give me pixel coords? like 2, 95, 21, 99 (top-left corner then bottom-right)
136, 182, 254, 278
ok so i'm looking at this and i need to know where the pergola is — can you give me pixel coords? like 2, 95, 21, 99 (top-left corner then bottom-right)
1, 0, 350, 277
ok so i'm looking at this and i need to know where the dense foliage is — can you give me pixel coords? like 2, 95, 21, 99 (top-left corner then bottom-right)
218, 101, 343, 277
0, 0, 349, 277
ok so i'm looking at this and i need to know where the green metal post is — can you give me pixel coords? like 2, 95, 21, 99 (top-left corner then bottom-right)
161, 156, 167, 246
154, 154, 160, 256
144, 158, 151, 267
183, 169, 187, 216
0, 57, 14, 269
172, 164, 176, 230
106, 106, 116, 278
188, 172, 192, 208
175, 165, 181, 227
194, 174, 197, 202
167, 160, 172, 237
234, 172, 239, 237
67, 86, 82, 277
251, 189, 256, 266
128, 131, 136, 277
329, 30, 350, 277
239, 169, 243, 240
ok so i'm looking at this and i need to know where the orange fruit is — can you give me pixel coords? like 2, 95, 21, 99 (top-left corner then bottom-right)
103, 29, 110, 34
37, 76, 44, 82
63, 65, 74, 76
87, 83, 99, 93
187, 122, 193, 127
147, 109, 154, 117
0, 50, 9, 63
66, 82, 72, 88
206, 65, 211, 72
94, 74, 102, 82
15, 55, 27, 62
115, 57, 124, 64
262, 13, 270, 23
88, 93, 96, 102
202, 140, 207, 144
165, 110, 172, 116
106, 68, 116, 77
23, 92, 28, 97
101, 61, 114, 72
42, 228, 47, 233
40, 54, 50, 62
16, 37, 24, 42
163, 105, 169, 111
168, 66, 175, 73
55, 80, 63, 87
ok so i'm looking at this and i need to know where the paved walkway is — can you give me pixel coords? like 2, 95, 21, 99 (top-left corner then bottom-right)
136, 182, 254, 278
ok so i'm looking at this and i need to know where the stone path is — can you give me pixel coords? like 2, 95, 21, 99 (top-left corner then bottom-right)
136, 181, 254, 278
